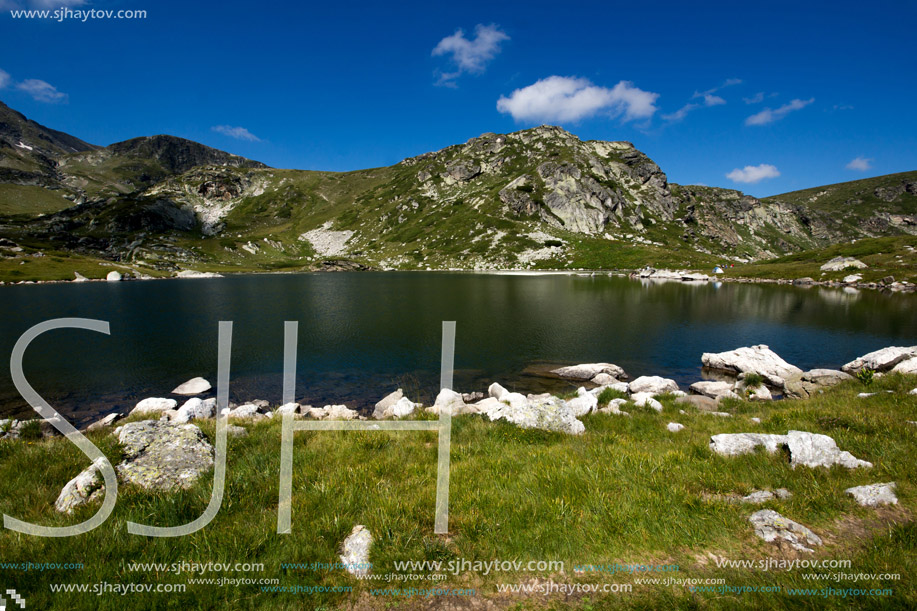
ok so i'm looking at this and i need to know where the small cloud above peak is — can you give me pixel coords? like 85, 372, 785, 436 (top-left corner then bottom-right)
432, 24, 509, 87
16, 79, 68, 103
0, 68, 10, 89
496, 76, 658, 123
846, 156, 872, 171
211, 125, 261, 142
745, 98, 814, 125
726, 163, 780, 184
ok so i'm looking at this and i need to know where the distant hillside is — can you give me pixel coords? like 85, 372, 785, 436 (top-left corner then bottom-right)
0, 99, 915, 280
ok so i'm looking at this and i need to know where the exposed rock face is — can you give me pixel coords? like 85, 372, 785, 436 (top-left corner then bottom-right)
820, 256, 867, 272
784, 369, 854, 399
845, 483, 897, 507
628, 376, 679, 395
842, 346, 917, 374
710, 431, 872, 469
339, 525, 372, 577
55, 459, 106, 514
749, 510, 823, 552
116, 420, 214, 490
552, 363, 626, 381
701, 345, 802, 388
171, 377, 212, 395
130, 397, 178, 417
105, 135, 267, 174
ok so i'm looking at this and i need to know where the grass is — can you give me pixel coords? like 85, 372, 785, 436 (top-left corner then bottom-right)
0, 184, 77, 217
0, 374, 915, 609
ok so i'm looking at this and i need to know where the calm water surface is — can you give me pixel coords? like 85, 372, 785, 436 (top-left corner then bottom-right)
1, 272, 915, 425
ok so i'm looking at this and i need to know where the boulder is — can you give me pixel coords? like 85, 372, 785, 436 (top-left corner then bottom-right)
701, 345, 802, 388
171, 377, 212, 396
339, 525, 372, 577
565, 387, 598, 417
552, 363, 626, 381
73, 272, 89, 283
430, 388, 469, 416
667, 422, 685, 432
130, 397, 178, 417
843, 274, 863, 284
85, 412, 122, 432
304, 405, 361, 420
841, 346, 917, 374
590, 373, 620, 386
55, 458, 106, 514
748, 510, 822, 552
478, 393, 585, 435
891, 359, 917, 374
106, 271, 122, 282
276, 402, 301, 416
785, 431, 872, 469
598, 399, 630, 416
589, 382, 629, 396
628, 376, 679, 395
784, 369, 854, 399
227, 404, 263, 420
710, 433, 788, 456
116, 420, 214, 490
845, 482, 897, 507
676, 394, 719, 411
630, 392, 663, 412
820, 256, 867, 272
172, 398, 216, 424
373, 389, 403, 419
488, 382, 528, 409
689, 381, 739, 401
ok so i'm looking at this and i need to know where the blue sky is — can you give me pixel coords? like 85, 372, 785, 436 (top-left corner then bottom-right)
1, 0, 915, 196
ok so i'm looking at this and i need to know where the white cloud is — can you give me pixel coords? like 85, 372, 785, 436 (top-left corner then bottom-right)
745, 98, 814, 125
16, 79, 68, 103
432, 24, 509, 86
846, 156, 872, 171
211, 125, 261, 142
743, 92, 765, 104
497, 76, 658, 123
726, 164, 780, 183
0, 69, 10, 89
662, 86, 727, 122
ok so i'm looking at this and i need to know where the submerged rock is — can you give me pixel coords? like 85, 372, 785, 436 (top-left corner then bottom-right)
749, 509, 822, 552
171, 377, 212, 396
116, 420, 214, 490
845, 482, 897, 507
340, 525, 372, 577
552, 363, 626, 381
702, 345, 802, 388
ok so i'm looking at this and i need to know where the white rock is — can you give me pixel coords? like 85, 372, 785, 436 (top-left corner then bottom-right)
106, 271, 122, 282
750, 417, 761, 423
910, 388, 917, 396
842, 346, 917, 374
340, 525, 372, 577
785, 431, 872, 469
228, 404, 262, 420
628, 376, 679, 395
431, 388, 469, 416
590, 373, 620, 386
566, 387, 598, 416
130, 397, 178, 416
483, 393, 585, 435
276, 402, 301, 416
86, 412, 121, 432
820, 256, 866, 272
710, 433, 789, 456
589, 382, 629, 396
73, 272, 89, 283
373, 389, 403, 419
845, 482, 897, 507
843, 274, 863, 283
305, 405, 360, 420
891, 358, 917, 375
749, 509, 822, 552
385, 397, 417, 418
55, 458, 106, 514
552, 363, 626, 381
630, 392, 663, 412
701, 345, 802, 388
667, 422, 685, 432
171, 377, 212, 395
689, 381, 739, 400
172, 397, 216, 423
598, 398, 630, 416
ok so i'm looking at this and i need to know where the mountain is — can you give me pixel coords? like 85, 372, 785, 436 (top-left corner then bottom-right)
0, 100, 915, 279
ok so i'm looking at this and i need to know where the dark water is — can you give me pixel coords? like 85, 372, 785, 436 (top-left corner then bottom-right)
1, 272, 915, 425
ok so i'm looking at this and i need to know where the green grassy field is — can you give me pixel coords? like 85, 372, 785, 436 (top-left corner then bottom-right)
1, 374, 914, 609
